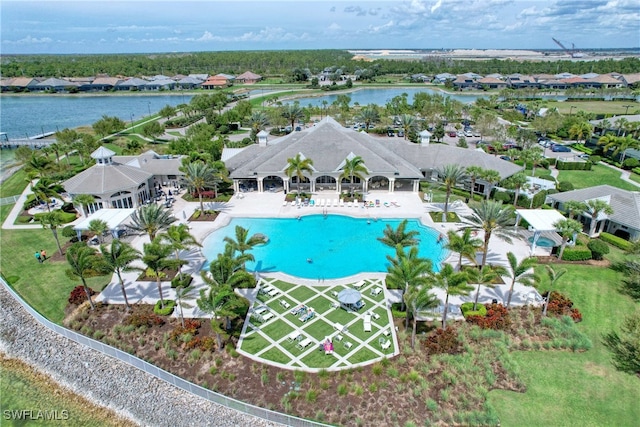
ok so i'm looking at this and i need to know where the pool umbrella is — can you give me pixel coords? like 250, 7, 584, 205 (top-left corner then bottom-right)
338, 288, 363, 311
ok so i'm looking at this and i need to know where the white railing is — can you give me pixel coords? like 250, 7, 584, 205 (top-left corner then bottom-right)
0, 195, 20, 206
0, 277, 327, 427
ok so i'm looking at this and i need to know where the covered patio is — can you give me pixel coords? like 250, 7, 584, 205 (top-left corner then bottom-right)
515, 209, 566, 254
337, 288, 365, 312
73, 208, 136, 241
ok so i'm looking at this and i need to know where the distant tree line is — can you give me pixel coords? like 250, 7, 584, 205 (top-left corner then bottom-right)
2, 50, 639, 79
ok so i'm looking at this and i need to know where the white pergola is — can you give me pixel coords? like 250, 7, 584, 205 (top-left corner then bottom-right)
74, 208, 136, 240
515, 209, 566, 254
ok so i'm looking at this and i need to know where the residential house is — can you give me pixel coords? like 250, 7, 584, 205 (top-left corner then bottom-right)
34, 78, 80, 92
476, 77, 508, 89
176, 76, 203, 89
202, 74, 234, 89
144, 79, 176, 90
546, 185, 640, 240
1, 77, 40, 92
452, 75, 478, 90
236, 71, 262, 84
90, 77, 123, 91
116, 77, 149, 91
506, 74, 538, 89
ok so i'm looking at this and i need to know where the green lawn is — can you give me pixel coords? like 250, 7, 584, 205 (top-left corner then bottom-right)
546, 100, 640, 115
629, 172, 640, 184
488, 263, 640, 427
557, 164, 639, 191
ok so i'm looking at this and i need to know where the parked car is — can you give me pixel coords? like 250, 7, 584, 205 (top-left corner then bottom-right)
387, 130, 395, 137
538, 139, 553, 148
457, 131, 464, 137
473, 130, 481, 137
500, 155, 511, 161
448, 131, 457, 137
397, 130, 405, 138
502, 142, 523, 151
551, 144, 571, 152
464, 130, 473, 137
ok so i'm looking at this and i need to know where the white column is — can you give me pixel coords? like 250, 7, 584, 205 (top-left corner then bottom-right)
388, 178, 395, 193
258, 177, 264, 193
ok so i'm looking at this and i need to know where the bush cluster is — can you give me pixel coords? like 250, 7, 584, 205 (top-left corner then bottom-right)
556, 181, 575, 192
68, 285, 95, 305
622, 158, 640, 170
164, 114, 204, 128
125, 311, 164, 327
170, 319, 201, 342
555, 161, 592, 171
561, 246, 592, 261
460, 302, 487, 317
424, 327, 461, 355
185, 336, 216, 352
466, 303, 511, 330
599, 232, 632, 251
544, 291, 583, 323
587, 239, 610, 260
171, 273, 193, 288
154, 299, 176, 316
33, 211, 77, 223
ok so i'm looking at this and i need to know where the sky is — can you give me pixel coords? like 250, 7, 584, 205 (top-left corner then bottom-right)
1, 0, 639, 54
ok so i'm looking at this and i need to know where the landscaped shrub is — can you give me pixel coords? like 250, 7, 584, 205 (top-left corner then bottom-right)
589, 155, 601, 164
68, 285, 95, 305
493, 191, 512, 203
561, 246, 592, 261
557, 181, 574, 192
125, 312, 164, 327
170, 319, 201, 342
460, 302, 487, 317
171, 273, 193, 288
424, 327, 461, 354
185, 336, 216, 352
587, 239, 610, 260
542, 291, 583, 323
33, 211, 77, 223
466, 303, 511, 330
23, 194, 39, 211
599, 232, 632, 251
556, 160, 592, 171
622, 158, 639, 170
154, 299, 176, 316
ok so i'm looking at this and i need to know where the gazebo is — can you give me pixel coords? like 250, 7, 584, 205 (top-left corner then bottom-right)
337, 288, 365, 311
73, 208, 136, 241
515, 209, 566, 254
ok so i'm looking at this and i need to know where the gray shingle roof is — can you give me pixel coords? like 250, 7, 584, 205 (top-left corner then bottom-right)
63, 162, 152, 195
225, 117, 522, 180
547, 185, 640, 230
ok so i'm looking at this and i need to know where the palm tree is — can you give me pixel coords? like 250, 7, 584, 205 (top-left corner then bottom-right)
339, 155, 368, 197
127, 204, 177, 242
285, 153, 314, 195
88, 219, 109, 243
31, 178, 62, 212
98, 239, 141, 311
601, 136, 640, 162
181, 160, 221, 214
504, 172, 528, 208
432, 263, 473, 329
540, 265, 567, 317
505, 252, 537, 308
398, 114, 416, 140
25, 153, 53, 178
554, 218, 583, 260
142, 239, 181, 309
377, 219, 419, 248
445, 228, 482, 270
585, 199, 614, 237
480, 169, 502, 200
65, 242, 98, 310
436, 164, 468, 220
247, 111, 270, 137
175, 285, 196, 328
467, 264, 508, 310
404, 286, 439, 349
159, 224, 201, 277
520, 147, 544, 177
385, 245, 433, 329
208, 245, 256, 289
568, 121, 593, 144
223, 225, 266, 267
357, 105, 379, 131
463, 200, 519, 269
563, 200, 587, 220
39, 211, 65, 255
466, 166, 484, 201
72, 194, 96, 217
281, 103, 304, 130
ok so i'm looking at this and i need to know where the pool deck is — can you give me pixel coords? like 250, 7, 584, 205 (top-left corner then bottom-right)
96, 190, 547, 319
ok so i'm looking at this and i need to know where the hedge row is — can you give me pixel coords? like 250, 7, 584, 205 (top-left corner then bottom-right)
164, 114, 204, 129
33, 211, 77, 224
556, 161, 592, 171
460, 302, 488, 317
561, 246, 592, 261
599, 232, 632, 251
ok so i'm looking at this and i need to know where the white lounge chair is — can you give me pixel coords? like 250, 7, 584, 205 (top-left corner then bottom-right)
371, 312, 381, 320
370, 287, 382, 296
254, 306, 268, 315
339, 199, 344, 207
261, 312, 274, 322
280, 299, 291, 309
334, 322, 346, 333
283, 200, 288, 206
353, 199, 359, 207
353, 280, 365, 289
343, 341, 353, 350
364, 313, 372, 332
333, 199, 338, 207
334, 334, 343, 342
382, 328, 391, 336
331, 291, 339, 297
286, 330, 301, 342
297, 337, 312, 350
380, 339, 391, 350
268, 288, 280, 297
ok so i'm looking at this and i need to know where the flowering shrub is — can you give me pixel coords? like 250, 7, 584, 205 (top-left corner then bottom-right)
544, 291, 583, 323
466, 303, 511, 330
425, 327, 461, 355
68, 285, 95, 305
170, 319, 202, 342
185, 336, 216, 352
125, 312, 164, 328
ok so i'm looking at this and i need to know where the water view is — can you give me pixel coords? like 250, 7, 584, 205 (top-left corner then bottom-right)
201, 215, 448, 279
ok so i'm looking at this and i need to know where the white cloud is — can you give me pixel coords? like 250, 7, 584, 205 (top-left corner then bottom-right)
430, 0, 442, 14
327, 23, 341, 31
11, 35, 53, 44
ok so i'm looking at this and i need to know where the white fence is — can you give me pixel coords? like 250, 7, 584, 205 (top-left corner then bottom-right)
0, 277, 327, 427
0, 195, 20, 206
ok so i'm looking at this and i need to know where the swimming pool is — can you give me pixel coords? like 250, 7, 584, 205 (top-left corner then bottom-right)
201, 215, 448, 279
527, 236, 557, 248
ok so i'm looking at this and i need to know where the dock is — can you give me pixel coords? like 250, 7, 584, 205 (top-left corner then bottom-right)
0, 132, 57, 149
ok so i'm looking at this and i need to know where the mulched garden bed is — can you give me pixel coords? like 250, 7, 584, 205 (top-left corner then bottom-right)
63, 300, 585, 427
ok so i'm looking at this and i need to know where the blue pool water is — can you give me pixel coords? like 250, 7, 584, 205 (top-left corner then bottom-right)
528, 236, 556, 248
201, 215, 448, 279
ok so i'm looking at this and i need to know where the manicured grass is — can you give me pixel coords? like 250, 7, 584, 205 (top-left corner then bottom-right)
301, 349, 338, 369
557, 164, 639, 191
348, 347, 380, 364
272, 280, 297, 292
260, 347, 290, 365
307, 295, 333, 314
261, 321, 293, 342
488, 263, 640, 427
323, 307, 357, 325
239, 332, 270, 354
0, 169, 29, 198
302, 319, 333, 341
288, 286, 319, 303
547, 100, 639, 115
629, 172, 640, 184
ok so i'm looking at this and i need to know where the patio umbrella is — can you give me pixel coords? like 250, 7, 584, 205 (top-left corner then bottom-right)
338, 288, 362, 310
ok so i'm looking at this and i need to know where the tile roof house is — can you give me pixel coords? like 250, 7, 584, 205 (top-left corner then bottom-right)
222, 117, 522, 195
506, 74, 538, 89
584, 74, 625, 88
236, 71, 262, 84
1, 77, 40, 92
34, 78, 80, 92
177, 76, 203, 89
546, 185, 640, 240
116, 78, 149, 91
452, 75, 478, 90
621, 73, 640, 88
202, 74, 234, 89
90, 77, 124, 91
476, 77, 508, 89
63, 148, 184, 213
